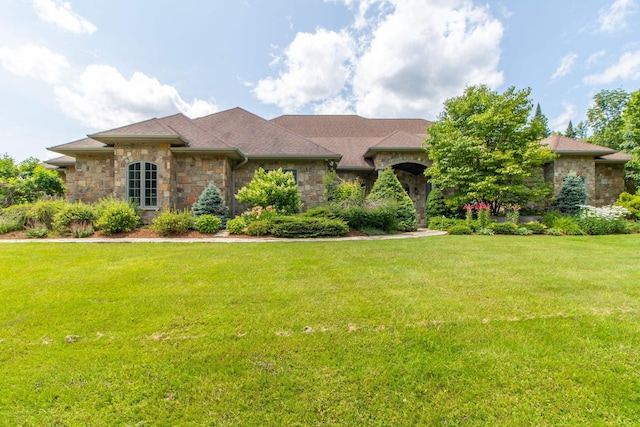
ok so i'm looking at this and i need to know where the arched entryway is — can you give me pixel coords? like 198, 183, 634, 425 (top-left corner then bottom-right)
388, 162, 430, 226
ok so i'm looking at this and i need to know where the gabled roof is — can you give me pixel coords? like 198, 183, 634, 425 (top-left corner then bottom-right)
47, 137, 110, 156
44, 155, 76, 166
540, 135, 617, 155
89, 116, 184, 144
597, 152, 633, 163
270, 115, 430, 138
194, 107, 340, 159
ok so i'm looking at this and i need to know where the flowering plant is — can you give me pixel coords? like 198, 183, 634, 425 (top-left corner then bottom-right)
464, 202, 491, 229
576, 205, 631, 235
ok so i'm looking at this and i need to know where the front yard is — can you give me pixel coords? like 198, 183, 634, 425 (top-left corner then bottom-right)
1, 236, 639, 425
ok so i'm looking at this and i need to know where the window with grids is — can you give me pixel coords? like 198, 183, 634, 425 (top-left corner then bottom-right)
127, 162, 158, 208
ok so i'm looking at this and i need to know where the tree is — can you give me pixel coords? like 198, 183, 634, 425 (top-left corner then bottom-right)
622, 90, 640, 190
531, 103, 550, 138
236, 168, 301, 214
551, 172, 587, 214
425, 186, 449, 220
586, 88, 630, 150
575, 121, 588, 140
192, 182, 229, 225
366, 168, 417, 231
565, 120, 577, 139
425, 85, 556, 215
0, 155, 65, 207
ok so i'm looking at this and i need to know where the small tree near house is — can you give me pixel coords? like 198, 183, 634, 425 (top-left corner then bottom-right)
551, 172, 587, 215
367, 168, 418, 231
192, 182, 229, 226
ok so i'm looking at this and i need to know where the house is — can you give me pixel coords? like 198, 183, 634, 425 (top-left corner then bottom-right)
46, 107, 630, 224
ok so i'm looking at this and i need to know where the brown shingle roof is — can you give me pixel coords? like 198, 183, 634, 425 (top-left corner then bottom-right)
308, 137, 379, 169
158, 114, 236, 150
540, 135, 617, 155
194, 108, 340, 158
597, 152, 633, 163
90, 117, 179, 139
271, 115, 430, 138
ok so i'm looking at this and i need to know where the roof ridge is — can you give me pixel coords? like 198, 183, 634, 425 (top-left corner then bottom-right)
268, 117, 342, 157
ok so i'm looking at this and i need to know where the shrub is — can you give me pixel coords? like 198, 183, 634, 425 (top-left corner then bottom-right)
71, 222, 95, 238
241, 205, 278, 225
192, 183, 229, 226
545, 227, 562, 236
236, 168, 301, 214
323, 170, 340, 202
520, 221, 546, 234
576, 205, 631, 235
427, 217, 467, 231
543, 211, 562, 228
53, 203, 97, 233
302, 206, 335, 218
333, 179, 365, 205
366, 168, 417, 231
151, 210, 194, 236
246, 220, 271, 236
269, 216, 349, 238
95, 201, 140, 235
226, 217, 247, 234
26, 199, 66, 229
551, 172, 587, 215
447, 224, 472, 235
0, 216, 21, 234
490, 222, 519, 235
1, 204, 32, 229
552, 216, 585, 235
614, 192, 640, 220
25, 226, 48, 239
514, 227, 533, 236
194, 214, 221, 234
331, 202, 397, 233
426, 186, 449, 220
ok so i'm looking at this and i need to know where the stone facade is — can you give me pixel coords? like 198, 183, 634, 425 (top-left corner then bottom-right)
552, 155, 597, 204
70, 154, 114, 203
595, 163, 626, 205
173, 154, 232, 210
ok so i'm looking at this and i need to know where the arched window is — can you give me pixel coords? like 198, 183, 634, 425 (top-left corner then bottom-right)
128, 162, 157, 208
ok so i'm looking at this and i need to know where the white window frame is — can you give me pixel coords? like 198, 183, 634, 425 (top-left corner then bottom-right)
127, 161, 158, 209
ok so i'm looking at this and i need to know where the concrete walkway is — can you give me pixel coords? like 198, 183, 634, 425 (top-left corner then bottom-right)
0, 228, 446, 243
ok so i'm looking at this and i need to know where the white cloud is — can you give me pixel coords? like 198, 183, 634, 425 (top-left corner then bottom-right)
313, 96, 356, 115
550, 53, 578, 80
550, 101, 576, 131
254, 28, 355, 113
256, 0, 504, 119
33, 0, 97, 34
583, 50, 640, 85
598, 0, 637, 33
0, 43, 69, 83
54, 65, 218, 129
587, 50, 606, 66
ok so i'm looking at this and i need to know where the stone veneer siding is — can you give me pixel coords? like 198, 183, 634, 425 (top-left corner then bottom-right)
552, 155, 597, 205
233, 159, 329, 215
71, 154, 114, 203
595, 163, 626, 205
173, 154, 233, 211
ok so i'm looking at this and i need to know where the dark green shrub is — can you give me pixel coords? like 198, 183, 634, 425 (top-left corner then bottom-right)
426, 186, 449, 219
53, 203, 96, 233
151, 210, 194, 236
447, 224, 472, 235
269, 216, 349, 238
551, 172, 587, 215
246, 220, 271, 236
236, 168, 301, 214
95, 202, 140, 235
226, 217, 247, 234
366, 168, 418, 231
520, 221, 546, 234
427, 217, 467, 231
194, 214, 221, 234
192, 183, 229, 226
490, 222, 519, 235
323, 170, 340, 202
331, 202, 397, 233
543, 211, 562, 227
25, 226, 48, 239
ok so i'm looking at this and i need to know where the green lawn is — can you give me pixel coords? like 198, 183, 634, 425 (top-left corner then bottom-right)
1, 236, 639, 425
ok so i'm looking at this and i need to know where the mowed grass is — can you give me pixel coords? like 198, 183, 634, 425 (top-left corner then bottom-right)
1, 236, 639, 426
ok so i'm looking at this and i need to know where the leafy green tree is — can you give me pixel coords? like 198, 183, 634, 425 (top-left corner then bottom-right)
622, 90, 640, 190
565, 120, 577, 139
0, 155, 65, 207
586, 88, 630, 150
531, 103, 550, 138
192, 182, 229, 226
366, 168, 417, 231
236, 168, 301, 214
575, 121, 588, 140
425, 85, 556, 215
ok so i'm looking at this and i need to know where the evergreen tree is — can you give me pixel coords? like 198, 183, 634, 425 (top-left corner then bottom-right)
565, 120, 577, 138
575, 121, 588, 140
551, 172, 587, 214
531, 103, 551, 138
192, 182, 229, 225
425, 186, 448, 220
367, 168, 418, 231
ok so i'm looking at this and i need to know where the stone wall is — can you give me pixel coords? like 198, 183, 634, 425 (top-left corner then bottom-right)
72, 154, 114, 203
233, 160, 329, 215
595, 163, 626, 205
372, 151, 431, 170
173, 154, 232, 210
552, 155, 596, 204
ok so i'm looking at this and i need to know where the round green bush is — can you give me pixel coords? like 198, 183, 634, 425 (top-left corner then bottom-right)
447, 224, 472, 235
151, 210, 194, 236
95, 203, 140, 235
489, 222, 519, 235
53, 203, 97, 232
246, 220, 271, 236
226, 217, 246, 234
194, 214, 221, 234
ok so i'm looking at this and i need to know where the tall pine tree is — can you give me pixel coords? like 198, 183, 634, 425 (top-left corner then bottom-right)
531, 103, 551, 138
192, 182, 229, 225
565, 120, 577, 138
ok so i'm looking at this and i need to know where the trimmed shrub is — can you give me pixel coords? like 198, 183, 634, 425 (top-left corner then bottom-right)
95, 202, 140, 235
366, 168, 418, 231
331, 202, 397, 233
269, 216, 349, 238
426, 186, 449, 220
447, 224, 472, 235
236, 168, 301, 214
53, 203, 96, 233
194, 214, 221, 234
246, 220, 271, 236
25, 226, 48, 239
192, 183, 229, 226
151, 210, 194, 236
302, 206, 335, 218
551, 172, 587, 215
226, 217, 246, 234
520, 221, 546, 234
490, 222, 519, 235
427, 217, 467, 231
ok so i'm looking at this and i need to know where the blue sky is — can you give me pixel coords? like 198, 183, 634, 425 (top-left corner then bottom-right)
0, 0, 639, 162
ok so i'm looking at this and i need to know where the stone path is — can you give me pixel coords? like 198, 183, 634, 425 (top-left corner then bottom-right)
0, 229, 446, 243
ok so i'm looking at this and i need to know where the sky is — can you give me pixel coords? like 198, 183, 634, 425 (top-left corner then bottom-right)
0, 0, 639, 162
